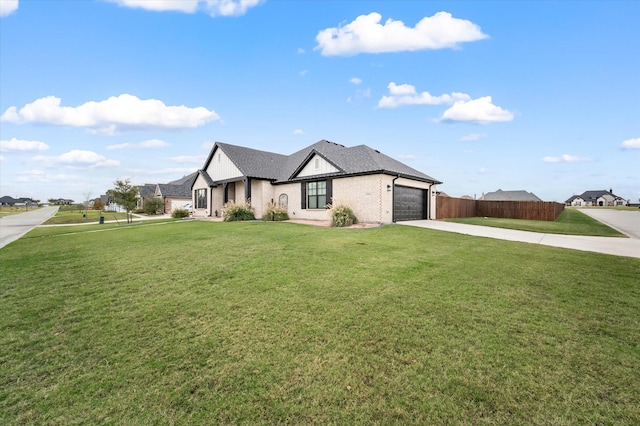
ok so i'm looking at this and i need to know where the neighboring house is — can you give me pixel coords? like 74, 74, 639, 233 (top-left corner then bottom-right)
191, 140, 442, 223
136, 184, 157, 210
0, 196, 17, 206
566, 189, 628, 207
0, 196, 37, 207
156, 172, 197, 214
480, 189, 543, 202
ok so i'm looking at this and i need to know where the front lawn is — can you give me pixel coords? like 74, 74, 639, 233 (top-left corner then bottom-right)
445, 208, 626, 237
1, 222, 639, 424
43, 209, 130, 224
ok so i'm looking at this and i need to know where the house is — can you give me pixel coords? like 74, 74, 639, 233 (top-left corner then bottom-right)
480, 189, 543, 202
136, 184, 157, 210
0, 196, 37, 207
155, 172, 197, 214
191, 140, 441, 223
566, 189, 628, 207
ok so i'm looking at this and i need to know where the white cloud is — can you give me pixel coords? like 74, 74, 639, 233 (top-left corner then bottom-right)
350, 77, 363, 85
0, 0, 18, 17
460, 133, 487, 142
168, 155, 207, 163
1, 94, 220, 134
106, 0, 263, 16
201, 141, 215, 150
16, 169, 79, 183
0, 155, 5, 163
378, 82, 471, 108
299, 70, 308, 76
397, 154, 415, 160
315, 11, 488, 56
203, 0, 263, 17
297, 48, 305, 54
621, 138, 640, 149
440, 96, 514, 124
1, 137, 49, 152
106, 0, 199, 13
107, 139, 169, 150
293, 129, 303, 135
478, 167, 489, 174
130, 167, 198, 176
33, 150, 120, 168
542, 154, 591, 163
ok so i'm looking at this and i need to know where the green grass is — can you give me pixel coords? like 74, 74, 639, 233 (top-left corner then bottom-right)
446, 208, 626, 237
0, 207, 41, 217
44, 209, 131, 224
2, 222, 639, 424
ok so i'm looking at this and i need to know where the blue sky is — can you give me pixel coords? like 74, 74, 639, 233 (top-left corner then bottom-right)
1, 0, 639, 203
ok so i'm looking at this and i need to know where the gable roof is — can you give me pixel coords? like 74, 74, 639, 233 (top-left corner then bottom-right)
578, 189, 620, 201
157, 172, 198, 198
481, 189, 542, 202
138, 184, 156, 198
201, 140, 441, 185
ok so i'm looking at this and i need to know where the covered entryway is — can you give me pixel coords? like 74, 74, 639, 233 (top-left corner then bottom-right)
394, 185, 427, 221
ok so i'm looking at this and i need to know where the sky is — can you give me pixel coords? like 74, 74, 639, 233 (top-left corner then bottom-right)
1, 0, 639, 204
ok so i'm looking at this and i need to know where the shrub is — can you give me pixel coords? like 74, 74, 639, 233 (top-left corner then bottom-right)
172, 208, 190, 219
329, 203, 358, 227
143, 197, 163, 215
262, 202, 289, 221
222, 200, 255, 222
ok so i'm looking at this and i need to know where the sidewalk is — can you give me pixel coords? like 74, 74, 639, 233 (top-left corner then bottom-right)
399, 220, 640, 259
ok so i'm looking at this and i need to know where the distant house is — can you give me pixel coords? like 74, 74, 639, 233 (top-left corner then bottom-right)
136, 184, 157, 210
0, 196, 38, 207
480, 189, 542, 202
156, 172, 197, 214
191, 140, 441, 223
566, 189, 628, 207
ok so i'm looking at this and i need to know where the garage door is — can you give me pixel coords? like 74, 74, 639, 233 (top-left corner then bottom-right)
394, 186, 427, 221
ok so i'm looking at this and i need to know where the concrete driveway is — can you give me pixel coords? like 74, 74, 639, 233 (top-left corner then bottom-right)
0, 206, 59, 249
399, 219, 640, 259
578, 208, 640, 239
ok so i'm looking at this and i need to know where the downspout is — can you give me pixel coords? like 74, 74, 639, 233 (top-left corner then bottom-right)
427, 182, 434, 220
391, 175, 399, 223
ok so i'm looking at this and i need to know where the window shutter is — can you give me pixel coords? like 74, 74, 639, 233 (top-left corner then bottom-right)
301, 182, 307, 209
326, 179, 333, 208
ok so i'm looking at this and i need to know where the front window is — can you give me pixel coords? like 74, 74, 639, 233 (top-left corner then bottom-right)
307, 181, 326, 209
196, 189, 207, 209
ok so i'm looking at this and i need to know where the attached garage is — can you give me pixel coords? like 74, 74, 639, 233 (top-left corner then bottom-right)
394, 185, 427, 221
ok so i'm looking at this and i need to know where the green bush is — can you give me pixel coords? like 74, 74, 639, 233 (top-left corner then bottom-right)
143, 197, 163, 215
330, 203, 358, 227
262, 202, 289, 221
222, 200, 255, 222
172, 208, 190, 219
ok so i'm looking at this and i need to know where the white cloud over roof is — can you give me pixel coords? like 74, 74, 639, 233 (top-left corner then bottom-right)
1, 137, 49, 152
378, 82, 471, 108
542, 154, 591, 163
440, 96, 514, 124
106, 0, 263, 17
107, 139, 169, 150
0, 0, 18, 17
32, 150, 120, 168
315, 11, 488, 56
1, 94, 220, 134
621, 138, 640, 149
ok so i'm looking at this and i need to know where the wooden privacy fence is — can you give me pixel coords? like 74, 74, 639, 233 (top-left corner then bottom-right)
436, 197, 565, 221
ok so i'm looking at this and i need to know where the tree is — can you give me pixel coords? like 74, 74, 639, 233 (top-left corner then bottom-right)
93, 200, 105, 211
107, 179, 139, 223
142, 197, 163, 215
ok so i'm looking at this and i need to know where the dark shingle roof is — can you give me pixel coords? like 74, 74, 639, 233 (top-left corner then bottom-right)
204, 140, 441, 185
579, 189, 620, 201
138, 184, 156, 198
157, 172, 198, 198
482, 189, 543, 202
